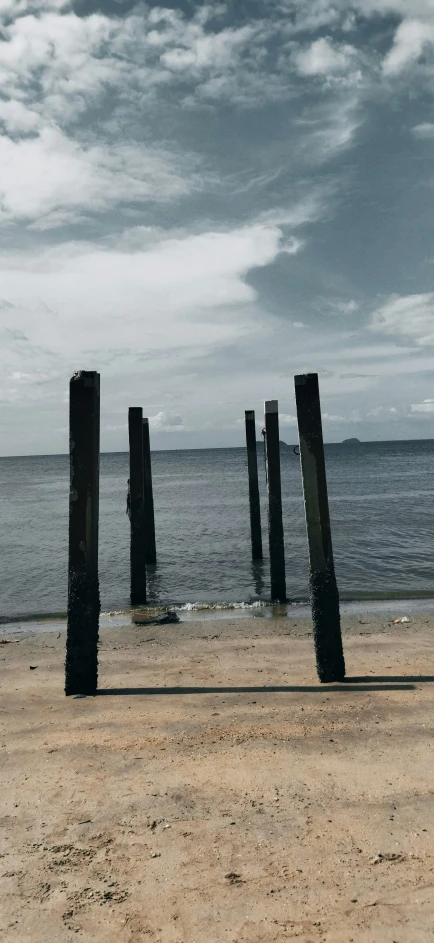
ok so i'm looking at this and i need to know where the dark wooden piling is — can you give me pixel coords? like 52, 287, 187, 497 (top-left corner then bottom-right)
65, 371, 100, 696
264, 400, 286, 602
129, 407, 147, 605
245, 410, 263, 560
294, 373, 345, 683
143, 418, 157, 565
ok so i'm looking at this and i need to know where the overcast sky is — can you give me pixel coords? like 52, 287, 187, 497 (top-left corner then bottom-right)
1, 0, 434, 454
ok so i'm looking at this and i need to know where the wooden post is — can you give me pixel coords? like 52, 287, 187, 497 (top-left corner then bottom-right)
294, 373, 345, 683
65, 371, 100, 696
264, 400, 286, 602
129, 407, 146, 605
143, 418, 157, 565
245, 410, 263, 560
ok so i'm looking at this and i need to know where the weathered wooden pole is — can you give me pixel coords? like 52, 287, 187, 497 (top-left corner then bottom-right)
245, 410, 263, 560
294, 373, 345, 683
65, 371, 100, 696
142, 417, 157, 565
264, 400, 286, 602
129, 407, 147, 605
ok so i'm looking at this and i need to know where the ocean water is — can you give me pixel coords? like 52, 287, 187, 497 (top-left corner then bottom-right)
1, 440, 434, 620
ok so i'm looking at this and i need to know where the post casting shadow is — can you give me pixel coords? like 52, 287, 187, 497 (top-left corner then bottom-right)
346, 675, 434, 684
97, 682, 415, 696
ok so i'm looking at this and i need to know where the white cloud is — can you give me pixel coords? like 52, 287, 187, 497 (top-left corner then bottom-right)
0, 2, 368, 133
412, 122, 434, 138
0, 220, 299, 353
258, 183, 337, 228
0, 128, 194, 227
367, 405, 398, 417
335, 299, 359, 314
279, 413, 297, 425
3, 0, 433, 453
295, 38, 357, 76
160, 24, 256, 72
150, 411, 184, 430
296, 96, 361, 164
383, 19, 434, 75
0, 217, 304, 445
0, 11, 119, 119
411, 399, 434, 413
0, 99, 41, 133
370, 293, 434, 346
0, 0, 70, 18
0, 7, 274, 120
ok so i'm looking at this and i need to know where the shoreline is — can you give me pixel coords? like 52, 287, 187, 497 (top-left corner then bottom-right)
2, 595, 434, 636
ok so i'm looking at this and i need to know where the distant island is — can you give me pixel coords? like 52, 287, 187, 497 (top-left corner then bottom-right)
342, 437, 361, 444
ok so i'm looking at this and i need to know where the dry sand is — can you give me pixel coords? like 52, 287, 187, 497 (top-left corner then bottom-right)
1, 612, 433, 942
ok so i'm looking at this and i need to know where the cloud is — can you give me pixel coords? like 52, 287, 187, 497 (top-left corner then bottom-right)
0, 219, 299, 353
0, 10, 121, 122
160, 24, 256, 72
335, 299, 359, 314
382, 19, 434, 75
257, 183, 337, 228
370, 293, 434, 346
295, 96, 361, 164
412, 122, 434, 138
295, 37, 357, 76
3, 0, 434, 454
0, 5, 282, 121
0, 0, 69, 17
277, 1, 340, 33
367, 405, 397, 417
411, 399, 434, 413
279, 413, 297, 426
0, 128, 195, 227
355, 0, 434, 12
0, 0, 375, 233
150, 411, 184, 430
320, 298, 360, 316
0, 99, 41, 133
0, 1, 370, 138
0, 298, 17, 310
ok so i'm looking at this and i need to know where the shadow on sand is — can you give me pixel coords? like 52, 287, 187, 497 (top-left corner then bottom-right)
96, 681, 418, 696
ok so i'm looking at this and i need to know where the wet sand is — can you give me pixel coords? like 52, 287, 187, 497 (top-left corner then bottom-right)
1, 612, 433, 942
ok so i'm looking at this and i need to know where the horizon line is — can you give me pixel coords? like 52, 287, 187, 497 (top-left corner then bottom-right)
1, 436, 434, 460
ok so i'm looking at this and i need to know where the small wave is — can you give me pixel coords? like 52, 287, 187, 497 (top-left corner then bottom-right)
176, 600, 268, 612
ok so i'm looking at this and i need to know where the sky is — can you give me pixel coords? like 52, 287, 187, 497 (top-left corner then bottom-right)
1, 0, 434, 454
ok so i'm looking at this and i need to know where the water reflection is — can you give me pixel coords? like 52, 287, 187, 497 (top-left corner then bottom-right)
251, 558, 266, 598
146, 564, 163, 604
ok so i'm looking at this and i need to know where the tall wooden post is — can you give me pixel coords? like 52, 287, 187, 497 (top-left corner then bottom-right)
129, 407, 146, 605
245, 410, 263, 560
264, 400, 286, 602
294, 373, 345, 683
143, 418, 157, 565
65, 371, 100, 696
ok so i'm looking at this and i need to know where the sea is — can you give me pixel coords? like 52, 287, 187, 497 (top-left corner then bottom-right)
1, 439, 434, 621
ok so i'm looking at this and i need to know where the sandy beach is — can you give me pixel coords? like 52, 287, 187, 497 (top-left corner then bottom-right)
1, 610, 433, 942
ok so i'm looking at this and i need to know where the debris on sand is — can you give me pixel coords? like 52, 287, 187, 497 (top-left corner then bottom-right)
133, 609, 179, 626
371, 852, 405, 865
